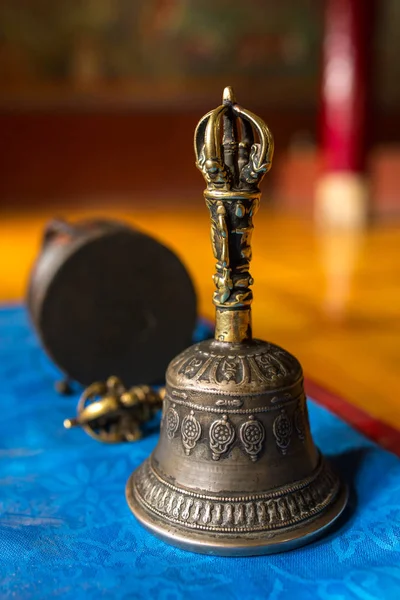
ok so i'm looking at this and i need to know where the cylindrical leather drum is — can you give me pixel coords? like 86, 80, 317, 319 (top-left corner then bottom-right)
27, 218, 197, 387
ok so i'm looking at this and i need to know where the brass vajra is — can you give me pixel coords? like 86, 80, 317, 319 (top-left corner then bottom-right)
64, 376, 164, 443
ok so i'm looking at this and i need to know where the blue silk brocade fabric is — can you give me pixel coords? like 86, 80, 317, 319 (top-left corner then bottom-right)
1, 306, 400, 600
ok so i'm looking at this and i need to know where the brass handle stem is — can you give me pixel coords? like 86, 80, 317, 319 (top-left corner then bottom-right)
194, 87, 273, 343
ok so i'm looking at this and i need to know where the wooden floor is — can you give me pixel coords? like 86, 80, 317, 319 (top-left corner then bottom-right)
1, 204, 399, 429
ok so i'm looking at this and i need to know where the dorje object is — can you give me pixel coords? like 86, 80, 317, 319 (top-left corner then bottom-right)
126, 87, 347, 556
64, 376, 164, 443
27, 218, 196, 389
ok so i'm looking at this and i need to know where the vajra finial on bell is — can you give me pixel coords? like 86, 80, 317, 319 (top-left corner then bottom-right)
194, 85, 274, 341
124, 87, 347, 555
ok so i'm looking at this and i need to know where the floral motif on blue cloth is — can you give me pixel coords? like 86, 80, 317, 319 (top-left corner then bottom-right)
0, 306, 400, 600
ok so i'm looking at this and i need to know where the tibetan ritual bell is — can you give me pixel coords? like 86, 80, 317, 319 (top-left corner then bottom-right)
28, 218, 196, 388
126, 88, 347, 555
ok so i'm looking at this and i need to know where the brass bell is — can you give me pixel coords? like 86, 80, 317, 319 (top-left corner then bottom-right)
126, 87, 347, 555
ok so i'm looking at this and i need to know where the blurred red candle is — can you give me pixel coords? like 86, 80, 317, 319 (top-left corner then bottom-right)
317, 0, 376, 227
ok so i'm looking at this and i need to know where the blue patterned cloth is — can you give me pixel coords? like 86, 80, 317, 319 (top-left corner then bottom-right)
1, 306, 400, 600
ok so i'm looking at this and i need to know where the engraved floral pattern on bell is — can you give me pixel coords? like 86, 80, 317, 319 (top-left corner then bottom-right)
273, 409, 293, 454
169, 338, 303, 394
181, 410, 202, 456
255, 351, 287, 381
209, 414, 235, 460
220, 359, 237, 381
216, 356, 244, 385
166, 405, 179, 440
183, 357, 204, 378
132, 457, 341, 534
240, 416, 265, 462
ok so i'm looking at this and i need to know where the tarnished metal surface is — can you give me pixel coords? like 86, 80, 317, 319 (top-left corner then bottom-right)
127, 88, 347, 555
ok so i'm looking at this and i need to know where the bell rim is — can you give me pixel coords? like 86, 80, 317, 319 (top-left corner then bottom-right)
126, 468, 348, 556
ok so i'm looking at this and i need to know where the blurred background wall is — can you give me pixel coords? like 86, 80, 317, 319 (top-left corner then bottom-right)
0, 0, 398, 217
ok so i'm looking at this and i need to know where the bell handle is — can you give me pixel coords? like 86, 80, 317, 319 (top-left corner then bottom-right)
195, 87, 274, 342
